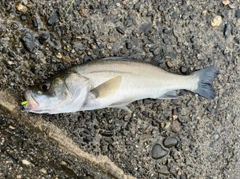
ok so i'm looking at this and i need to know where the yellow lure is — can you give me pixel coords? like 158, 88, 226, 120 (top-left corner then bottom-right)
21, 101, 28, 105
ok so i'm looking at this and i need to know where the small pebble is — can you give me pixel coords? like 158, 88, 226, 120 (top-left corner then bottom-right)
38, 33, 49, 44
21, 159, 33, 166
224, 23, 231, 39
202, 10, 207, 16
40, 168, 47, 174
126, 42, 132, 49
26, 4, 36, 8
2, 47, 7, 53
210, 15, 222, 27
166, 61, 173, 68
121, 1, 127, 6
30, 54, 37, 61
234, 37, 240, 44
79, 8, 88, 17
8, 50, 16, 57
171, 121, 181, 133
116, 27, 125, 34
20, 15, 27, 21
16, 2, 27, 13
99, 130, 114, 137
83, 55, 92, 62
172, 12, 178, 19
156, 165, 169, 176
22, 32, 36, 52
32, 19, 38, 28
163, 137, 178, 148
133, 1, 141, 11
180, 66, 188, 74
236, 9, 240, 19
10, 22, 19, 30
62, 55, 71, 63
153, 48, 160, 56
48, 11, 58, 26
190, 36, 195, 43
222, 0, 230, 6
163, 28, 170, 34
151, 144, 168, 159
9, 125, 15, 130
228, 4, 236, 9
87, 23, 93, 30
56, 53, 62, 59
83, 135, 92, 142
172, 115, 178, 120
124, 19, 133, 27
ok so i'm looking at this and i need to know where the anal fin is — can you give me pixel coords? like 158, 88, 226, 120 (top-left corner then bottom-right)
159, 91, 178, 99
111, 105, 132, 113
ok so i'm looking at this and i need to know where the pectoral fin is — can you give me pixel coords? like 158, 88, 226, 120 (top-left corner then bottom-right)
90, 76, 122, 98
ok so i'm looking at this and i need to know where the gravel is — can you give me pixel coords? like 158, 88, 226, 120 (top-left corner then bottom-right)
0, 0, 239, 179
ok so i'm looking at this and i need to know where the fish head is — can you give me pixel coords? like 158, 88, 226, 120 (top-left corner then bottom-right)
23, 72, 90, 114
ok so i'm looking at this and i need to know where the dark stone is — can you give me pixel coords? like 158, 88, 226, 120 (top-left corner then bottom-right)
151, 120, 158, 126
235, 9, 240, 18
155, 165, 169, 176
20, 49, 26, 54
22, 32, 36, 52
116, 27, 125, 34
124, 19, 133, 27
180, 66, 188, 74
144, 25, 153, 36
207, 104, 212, 111
30, 54, 37, 61
83, 55, 92, 62
189, 15, 194, 20
126, 42, 132, 49
20, 15, 27, 21
38, 33, 49, 44
224, 23, 231, 39
103, 137, 114, 143
234, 37, 240, 44
163, 137, 178, 148
99, 130, 114, 137
89, 5, 95, 10
8, 50, 16, 57
172, 12, 178, 19
47, 11, 58, 26
87, 23, 93, 30
133, 1, 141, 11
10, 22, 19, 30
83, 129, 91, 135
83, 135, 92, 143
190, 36, 195, 43
151, 144, 168, 159
2, 47, 7, 53
163, 28, 170, 34
32, 19, 38, 28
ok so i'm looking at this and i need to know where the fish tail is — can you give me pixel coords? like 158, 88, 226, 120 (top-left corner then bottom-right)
191, 66, 219, 99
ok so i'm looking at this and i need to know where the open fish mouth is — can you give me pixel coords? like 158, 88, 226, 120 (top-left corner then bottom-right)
23, 90, 39, 111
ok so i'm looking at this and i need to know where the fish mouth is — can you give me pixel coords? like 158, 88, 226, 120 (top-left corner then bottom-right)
24, 90, 39, 111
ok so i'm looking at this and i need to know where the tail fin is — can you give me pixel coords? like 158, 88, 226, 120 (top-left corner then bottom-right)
192, 66, 219, 99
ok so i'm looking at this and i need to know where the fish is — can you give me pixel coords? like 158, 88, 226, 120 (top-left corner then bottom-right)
23, 57, 219, 114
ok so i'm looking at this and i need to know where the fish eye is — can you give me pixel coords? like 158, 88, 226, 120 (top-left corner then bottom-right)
39, 82, 50, 92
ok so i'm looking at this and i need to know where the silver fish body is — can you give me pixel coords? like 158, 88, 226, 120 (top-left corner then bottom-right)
24, 58, 218, 114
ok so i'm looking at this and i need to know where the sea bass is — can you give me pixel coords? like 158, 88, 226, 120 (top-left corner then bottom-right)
23, 58, 219, 114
